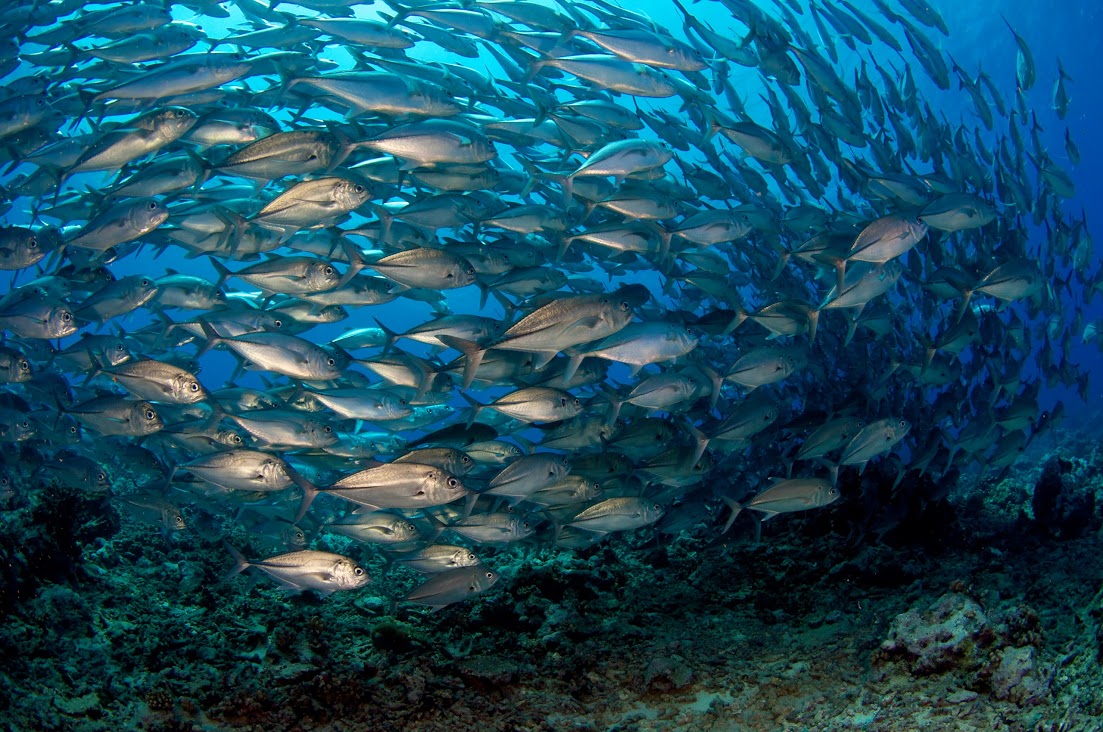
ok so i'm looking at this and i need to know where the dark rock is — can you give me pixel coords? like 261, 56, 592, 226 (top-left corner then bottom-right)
1031, 456, 1095, 539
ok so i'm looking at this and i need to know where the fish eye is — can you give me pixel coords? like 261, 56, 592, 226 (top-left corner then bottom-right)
98, 473, 106, 481
354, 185, 364, 193
447, 477, 458, 488
354, 567, 364, 576
19, 360, 29, 370
190, 382, 199, 391
20, 420, 28, 428
324, 266, 334, 275
899, 420, 906, 427
326, 357, 336, 366
323, 426, 332, 433
69, 425, 78, 434
467, 267, 475, 275
461, 455, 471, 464
145, 409, 156, 420
484, 571, 493, 579
61, 311, 72, 321
140, 278, 151, 286
147, 201, 158, 210
272, 319, 283, 328
620, 301, 629, 310
573, 398, 581, 406
35, 97, 46, 107
27, 237, 36, 248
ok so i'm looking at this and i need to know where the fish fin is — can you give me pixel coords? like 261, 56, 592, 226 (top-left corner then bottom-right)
561, 349, 584, 384
289, 466, 320, 524
223, 543, 251, 582
460, 391, 484, 429
373, 317, 399, 353
720, 496, 742, 534
437, 335, 485, 391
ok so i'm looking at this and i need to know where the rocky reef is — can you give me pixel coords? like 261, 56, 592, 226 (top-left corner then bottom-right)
1, 431, 1102, 732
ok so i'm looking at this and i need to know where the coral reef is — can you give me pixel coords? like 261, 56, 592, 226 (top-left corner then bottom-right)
1, 440, 1102, 731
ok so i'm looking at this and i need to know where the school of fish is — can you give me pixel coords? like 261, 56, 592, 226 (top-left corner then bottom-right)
0, 0, 1092, 606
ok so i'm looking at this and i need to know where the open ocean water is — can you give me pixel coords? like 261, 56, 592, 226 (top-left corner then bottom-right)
0, 0, 1101, 730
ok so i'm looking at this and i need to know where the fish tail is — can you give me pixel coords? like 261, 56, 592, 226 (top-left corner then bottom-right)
460, 391, 484, 429
561, 174, 574, 210
373, 317, 399, 353
720, 497, 742, 534
223, 543, 251, 581
438, 335, 485, 391
286, 464, 320, 524
195, 319, 224, 358
807, 308, 820, 344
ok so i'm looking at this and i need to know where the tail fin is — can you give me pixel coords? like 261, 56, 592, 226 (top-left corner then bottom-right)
438, 335, 486, 390
223, 543, 251, 582
720, 496, 743, 534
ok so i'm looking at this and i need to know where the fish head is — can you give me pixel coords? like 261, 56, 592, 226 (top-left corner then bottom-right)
129, 402, 164, 435
307, 260, 342, 290
132, 199, 170, 233
162, 507, 186, 532
906, 217, 930, 241
155, 106, 199, 137
47, 306, 78, 338
471, 568, 499, 593
335, 557, 371, 589
427, 469, 468, 503
306, 420, 338, 447
319, 305, 347, 322
396, 521, 421, 542
643, 501, 666, 523
450, 259, 478, 288
336, 179, 372, 210
172, 374, 208, 404
278, 524, 308, 548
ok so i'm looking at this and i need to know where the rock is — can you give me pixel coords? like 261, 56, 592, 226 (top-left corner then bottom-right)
1031, 456, 1095, 539
643, 655, 693, 692
879, 592, 990, 675
945, 689, 978, 704
989, 646, 1051, 705
54, 692, 99, 716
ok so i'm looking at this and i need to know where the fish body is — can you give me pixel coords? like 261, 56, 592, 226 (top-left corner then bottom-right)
227, 547, 369, 594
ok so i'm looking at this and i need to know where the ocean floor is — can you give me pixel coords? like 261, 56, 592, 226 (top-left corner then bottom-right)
1, 429, 1102, 732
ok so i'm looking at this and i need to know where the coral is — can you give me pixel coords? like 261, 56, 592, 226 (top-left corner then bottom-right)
145, 688, 174, 713
878, 591, 991, 675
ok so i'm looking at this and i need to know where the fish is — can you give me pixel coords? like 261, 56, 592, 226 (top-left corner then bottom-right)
840, 418, 912, 472
226, 546, 369, 594
400, 562, 502, 610
565, 497, 665, 537
722, 477, 839, 529
0, 0, 1089, 619
1003, 17, 1036, 92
